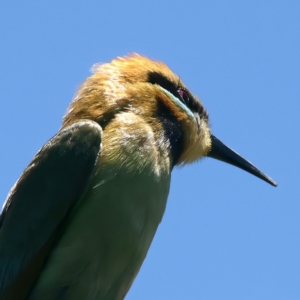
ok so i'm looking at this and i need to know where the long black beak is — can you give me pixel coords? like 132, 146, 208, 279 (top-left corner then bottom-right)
207, 135, 277, 187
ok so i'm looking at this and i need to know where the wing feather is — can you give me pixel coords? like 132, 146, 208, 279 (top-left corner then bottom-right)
0, 120, 102, 299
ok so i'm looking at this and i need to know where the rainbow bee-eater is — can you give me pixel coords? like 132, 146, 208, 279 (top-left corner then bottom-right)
0, 54, 277, 300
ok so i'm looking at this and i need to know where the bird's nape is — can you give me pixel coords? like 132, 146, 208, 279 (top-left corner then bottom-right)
207, 135, 277, 187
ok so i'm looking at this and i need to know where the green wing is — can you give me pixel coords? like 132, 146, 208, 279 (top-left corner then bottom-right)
0, 120, 102, 300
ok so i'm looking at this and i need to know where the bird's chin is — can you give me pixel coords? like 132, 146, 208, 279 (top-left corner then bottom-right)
176, 120, 212, 165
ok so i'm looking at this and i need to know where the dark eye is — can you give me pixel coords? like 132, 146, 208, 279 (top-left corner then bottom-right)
177, 88, 189, 105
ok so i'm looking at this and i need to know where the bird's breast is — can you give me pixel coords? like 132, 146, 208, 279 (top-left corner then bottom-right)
30, 114, 172, 299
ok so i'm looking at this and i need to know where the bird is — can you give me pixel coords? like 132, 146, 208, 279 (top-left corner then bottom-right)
0, 54, 277, 300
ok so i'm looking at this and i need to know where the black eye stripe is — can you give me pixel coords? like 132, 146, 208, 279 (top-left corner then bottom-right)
147, 72, 190, 106
147, 71, 208, 120
147, 71, 179, 99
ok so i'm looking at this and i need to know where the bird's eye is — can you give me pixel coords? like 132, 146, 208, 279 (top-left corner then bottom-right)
178, 88, 189, 105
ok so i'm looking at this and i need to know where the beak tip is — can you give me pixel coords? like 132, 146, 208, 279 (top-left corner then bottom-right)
269, 180, 278, 187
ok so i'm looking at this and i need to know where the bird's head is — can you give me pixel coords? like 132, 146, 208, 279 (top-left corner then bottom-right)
63, 54, 277, 186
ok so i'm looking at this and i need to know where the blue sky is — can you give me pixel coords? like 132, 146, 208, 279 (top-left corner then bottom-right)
0, 1, 299, 299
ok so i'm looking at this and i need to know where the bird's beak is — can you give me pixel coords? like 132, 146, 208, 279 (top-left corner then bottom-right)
207, 135, 277, 187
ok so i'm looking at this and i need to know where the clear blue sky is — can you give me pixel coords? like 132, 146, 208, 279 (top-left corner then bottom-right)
0, 1, 299, 299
